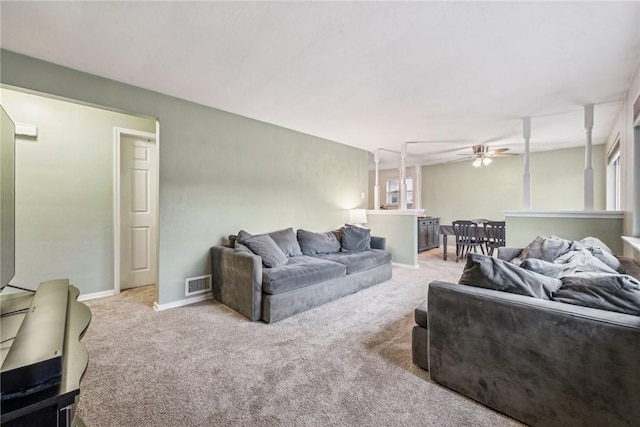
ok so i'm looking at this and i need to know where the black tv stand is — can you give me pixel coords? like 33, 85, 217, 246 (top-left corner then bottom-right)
0, 279, 91, 426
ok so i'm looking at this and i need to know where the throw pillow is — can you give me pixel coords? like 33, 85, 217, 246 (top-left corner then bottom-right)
237, 229, 253, 242
520, 258, 576, 279
578, 236, 614, 255
552, 249, 618, 275
459, 253, 562, 300
585, 246, 625, 274
519, 235, 573, 262
341, 225, 371, 253
297, 229, 341, 255
238, 233, 288, 268
553, 273, 640, 316
269, 228, 303, 257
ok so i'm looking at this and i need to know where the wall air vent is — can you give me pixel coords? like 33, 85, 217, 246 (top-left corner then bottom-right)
185, 274, 212, 296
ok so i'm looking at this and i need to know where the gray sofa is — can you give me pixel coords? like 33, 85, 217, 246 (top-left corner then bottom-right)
211, 227, 392, 323
414, 243, 640, 426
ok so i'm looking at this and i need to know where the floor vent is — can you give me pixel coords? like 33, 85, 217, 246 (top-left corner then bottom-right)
185, 274, 212, 296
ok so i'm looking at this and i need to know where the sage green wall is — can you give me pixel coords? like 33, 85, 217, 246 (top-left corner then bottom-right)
0, 50, 370, 305
0, 88, 155, 294
506, 217, 623, 255
605, 58, 640, 261
421, 145, 606, 224
366, 213, 417, 267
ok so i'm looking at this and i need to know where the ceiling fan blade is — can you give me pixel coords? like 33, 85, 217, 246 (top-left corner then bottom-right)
490, 148, 510, 153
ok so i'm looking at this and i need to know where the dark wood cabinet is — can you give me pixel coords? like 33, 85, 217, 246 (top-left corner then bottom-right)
418, 217, 440, 252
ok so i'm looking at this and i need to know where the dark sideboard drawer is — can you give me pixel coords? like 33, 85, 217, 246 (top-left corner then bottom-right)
418, 217, 440, 252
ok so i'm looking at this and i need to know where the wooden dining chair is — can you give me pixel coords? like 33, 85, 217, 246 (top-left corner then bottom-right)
452, 220, 485, 262
484, 221, 506, 256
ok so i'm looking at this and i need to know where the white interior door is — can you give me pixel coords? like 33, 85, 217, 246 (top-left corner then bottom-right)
120, 135, 157, 289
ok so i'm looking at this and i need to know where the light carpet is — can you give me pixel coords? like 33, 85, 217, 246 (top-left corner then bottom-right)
77, 249, 522, 426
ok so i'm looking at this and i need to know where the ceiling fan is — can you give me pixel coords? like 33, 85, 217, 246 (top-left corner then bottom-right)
452, 145, 517, 167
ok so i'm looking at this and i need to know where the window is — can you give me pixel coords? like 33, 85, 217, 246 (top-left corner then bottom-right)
386, 178, 413, 206
606, 139, 621, 211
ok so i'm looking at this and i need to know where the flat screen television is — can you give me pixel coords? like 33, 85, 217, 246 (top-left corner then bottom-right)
1, 105, 16, 291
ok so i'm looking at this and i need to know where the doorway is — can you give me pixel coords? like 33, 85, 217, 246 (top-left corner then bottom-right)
114, 128, 158, 293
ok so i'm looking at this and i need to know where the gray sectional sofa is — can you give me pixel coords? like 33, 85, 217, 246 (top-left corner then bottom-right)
414, 236, 640, 426
211, 226, 392, 323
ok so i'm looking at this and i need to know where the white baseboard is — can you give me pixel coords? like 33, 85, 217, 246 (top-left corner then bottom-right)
78, 290, 115, 301
392, 262, 420, 270
153, 291, 213, 311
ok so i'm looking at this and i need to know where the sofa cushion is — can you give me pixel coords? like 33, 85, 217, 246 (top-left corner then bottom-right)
262, 256, 346, 295
238, 233, 288, 268
297, 229, 341, 255
415, 300, 428, 329
269, 227, 303, 257
341, 225, 371, 253
519, 235, 573, 262
552, 273, 640, 316
459, 253, 562, 299
314, 249, 391, 274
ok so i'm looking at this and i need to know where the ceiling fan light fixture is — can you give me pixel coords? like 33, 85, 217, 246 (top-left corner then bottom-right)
472, 158, 482, 167
482, 157, 492, 166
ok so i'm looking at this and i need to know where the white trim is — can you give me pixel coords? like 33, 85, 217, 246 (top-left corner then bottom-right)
503, 210, 624, 219
606, 135, 621, 165
113, 127, 158, 296
153, 292, 213, 311
622, 236, 640, 253
367, 209, 423, 216
78, 290, 115, 301
392, 262, 420, 270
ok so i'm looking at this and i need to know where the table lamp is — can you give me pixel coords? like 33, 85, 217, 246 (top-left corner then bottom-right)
349, 209, 368, 227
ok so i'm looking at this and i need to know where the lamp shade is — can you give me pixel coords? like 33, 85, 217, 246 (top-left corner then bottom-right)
349, 209, 368, 225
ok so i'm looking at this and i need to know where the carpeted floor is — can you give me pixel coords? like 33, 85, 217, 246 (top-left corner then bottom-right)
77, 248, 522, 426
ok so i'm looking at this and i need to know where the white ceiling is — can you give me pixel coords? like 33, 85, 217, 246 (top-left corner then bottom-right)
1, 1, 639, 168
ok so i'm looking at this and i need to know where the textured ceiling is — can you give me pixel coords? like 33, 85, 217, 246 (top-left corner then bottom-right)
1, 1, 639, 167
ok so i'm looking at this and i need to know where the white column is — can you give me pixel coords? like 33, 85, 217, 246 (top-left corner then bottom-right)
374, 149, 380, 210
522, 117, 532, 210
584, 104, 594, 211
399, 142, 407, 210
413, 164, 422, 210
633, 127, 640, 236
